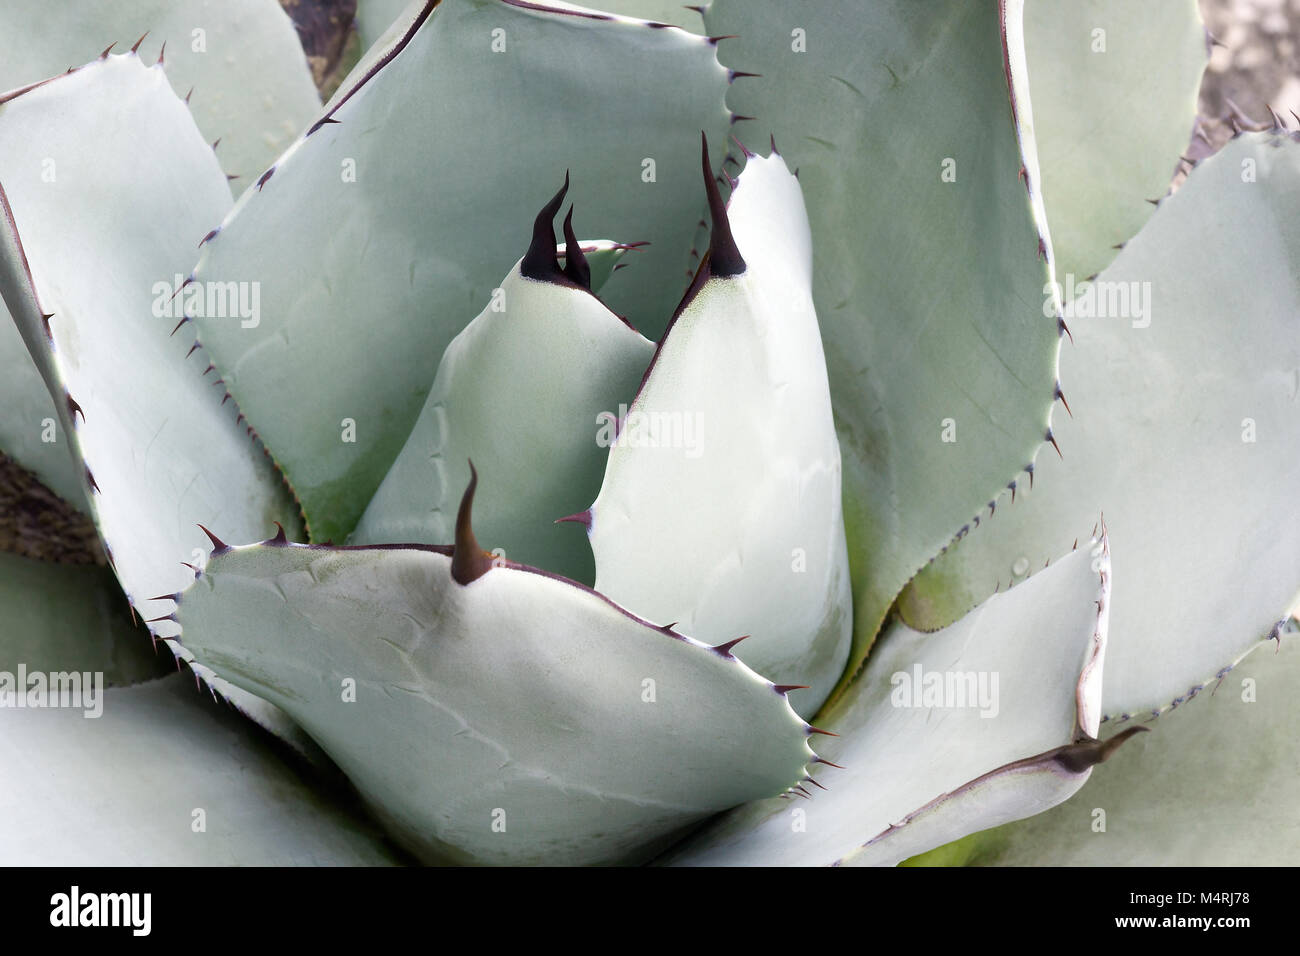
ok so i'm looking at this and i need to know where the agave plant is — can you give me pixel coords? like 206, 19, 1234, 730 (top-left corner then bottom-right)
1, 0, 1297, 866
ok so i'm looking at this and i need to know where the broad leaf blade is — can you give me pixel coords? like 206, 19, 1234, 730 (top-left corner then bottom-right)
0, 552, 168, 687
356, 0, 423, 51
352, 243, 654, 585
174, 516, 817, 865
0, 0, 321, 184
0, 675, 402, 865
0, 337, 82, 508
589, 148, 851, 717
0, 1, 320, 501
0, 54, 304, 736
901, 132, 1300, 722
358, 1, 705, 55
977, 635, 1300, 865
702, 0, 1063, 696
664, 542, 1121, 866
1026, 0, 1206, 284
193, 0, 735, 541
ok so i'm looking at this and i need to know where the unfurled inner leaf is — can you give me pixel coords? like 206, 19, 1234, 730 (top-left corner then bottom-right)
352, 183, 654, 584
588, 141, 851, 719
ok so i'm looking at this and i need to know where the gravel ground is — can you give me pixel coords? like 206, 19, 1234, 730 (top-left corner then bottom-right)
1190, 0, 1300, 162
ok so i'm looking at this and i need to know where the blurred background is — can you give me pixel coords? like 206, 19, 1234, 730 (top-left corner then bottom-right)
1193, 0, 1300, 157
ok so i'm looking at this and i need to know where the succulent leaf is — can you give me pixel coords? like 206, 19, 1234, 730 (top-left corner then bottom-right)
702, 0, 1063, 698
0, 675, 402, 864
192, 0, 735, 541
174, 475, 817, 865
663, 541, 1122, 866
573, 0, 704, 32
0, 0, 321, 184
0, 553, 168, 687
0, 0, 321, 506
901, 132, 1300, 722
973, 635, 1300, 865
355, 0, 424, 51
560, 238, 635, 295
360, 1, 705, 55
0, 54, 305, 737
1025, 0, 1206, 283
588, 142, 852, 718
0, 337, 83, 509
351, 197, 654, 584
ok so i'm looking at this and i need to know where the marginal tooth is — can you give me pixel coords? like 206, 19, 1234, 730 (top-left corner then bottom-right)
197, 524, 230, 554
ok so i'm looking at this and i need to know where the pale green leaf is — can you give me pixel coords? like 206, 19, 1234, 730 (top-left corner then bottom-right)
352, 235, 654, 585
359, 1, 704, 57
356, 0, 423, 51
663, 543, 1125, 866
702, 0, 1062, 698
0, 553, 167, 687
589, 148, 851, 718
567, 238, 635, 295
0, 675, 402, 864
0, 54, 305, 739
173, 526, 816, 865
0, 335, 82, 508
192, 0, 735, 541
901, 132, 1300, 722
976, 635, 1300, 865
0, 0, 320, 185
584, 1, 703, 32
0, 0, 321, 508
1026, 0, 1206, 284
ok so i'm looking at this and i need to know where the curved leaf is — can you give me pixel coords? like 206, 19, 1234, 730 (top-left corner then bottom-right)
0, 0, 324, 504
0, 54, 305, 738
0, 553, 168, 687
582, 1, 703, 32
663, 541, 1128, 866
173, 481, 817, 865
702, 0, 1063, 697
0, 0, 321, 184
192, 0, 735, 541
356, 0, 423, 51
901, 132, 1300, 722
0, 675, 402, 865
588, 145, 851, 718
359, 1, 705, 60
977, 635, 1300, 865
0, 337, 82, 508
352, 212, 654, 585
1025, 0, 1206, 284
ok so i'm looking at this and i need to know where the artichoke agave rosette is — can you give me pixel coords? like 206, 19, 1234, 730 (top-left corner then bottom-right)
0, 0, 1296, 868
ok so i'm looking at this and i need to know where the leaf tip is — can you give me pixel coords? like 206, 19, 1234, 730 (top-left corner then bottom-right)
451, 461, 495, 586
